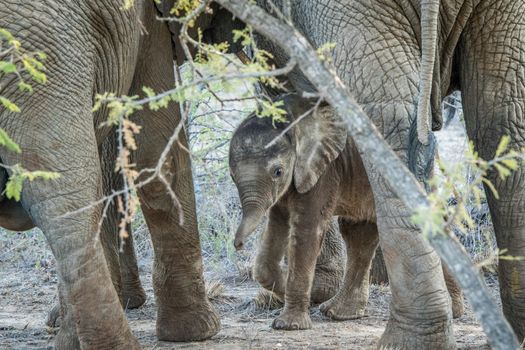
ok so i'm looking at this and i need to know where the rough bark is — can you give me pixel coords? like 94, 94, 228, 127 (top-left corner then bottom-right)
214, 1, 519, 348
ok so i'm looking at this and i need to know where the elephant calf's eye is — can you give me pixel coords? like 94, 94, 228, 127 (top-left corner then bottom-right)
273, 166, 283, 178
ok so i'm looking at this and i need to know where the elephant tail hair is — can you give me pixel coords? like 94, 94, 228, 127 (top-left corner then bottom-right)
409, 119, 436, 191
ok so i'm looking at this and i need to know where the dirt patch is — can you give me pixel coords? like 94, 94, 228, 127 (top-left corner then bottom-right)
0, 261, 496, 349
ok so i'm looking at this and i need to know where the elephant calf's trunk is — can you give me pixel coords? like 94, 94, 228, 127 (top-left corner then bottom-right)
234, 207, 266, 250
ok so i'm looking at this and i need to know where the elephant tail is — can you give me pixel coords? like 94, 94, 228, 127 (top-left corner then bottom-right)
417, 0, 440, 145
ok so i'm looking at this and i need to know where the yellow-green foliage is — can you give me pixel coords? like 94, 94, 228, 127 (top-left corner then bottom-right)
412, 136, 524, 260
0, 29, 58, 201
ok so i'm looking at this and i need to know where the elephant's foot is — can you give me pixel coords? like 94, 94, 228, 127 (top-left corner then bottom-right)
272, 309, 312, 330
377, 317, 455, 350
121, 285, 147, 310
319, 289, 367, 320
156, 301, 220, 341
254, 288, 284, 309
451, 292, 464, 319
311, 267, 343, 304
46, 303, 62, 328
253, 264, 286, 300
54, 313, 80, 350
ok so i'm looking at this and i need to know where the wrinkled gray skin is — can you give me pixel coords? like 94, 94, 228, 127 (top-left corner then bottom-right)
0, 1, 223, 348
45, 133, 147, 329
230, 97, 464, 329
233, 1, 525, 347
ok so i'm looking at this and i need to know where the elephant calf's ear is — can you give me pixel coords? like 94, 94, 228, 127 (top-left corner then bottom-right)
292, 106, 347, 193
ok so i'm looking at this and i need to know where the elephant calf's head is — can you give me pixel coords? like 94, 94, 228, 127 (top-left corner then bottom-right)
229, 94, 347, 249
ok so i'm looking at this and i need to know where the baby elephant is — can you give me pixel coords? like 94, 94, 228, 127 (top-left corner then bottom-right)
229, 95, 464, 330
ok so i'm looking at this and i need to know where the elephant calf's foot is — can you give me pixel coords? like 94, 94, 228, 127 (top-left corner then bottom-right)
272, 309, 312, 330
121, 286, 147, 310
319, 291, 367, 320
46, 303, 62, 328
311, 268, 343, 304
157, 301, 220, 341
378, 317, 455, 350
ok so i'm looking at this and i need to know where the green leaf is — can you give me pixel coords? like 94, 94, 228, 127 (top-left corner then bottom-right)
0, 28, 14, 42
494, 163, 511, 180
501, 158, 518, 171
495, 135, 510, 157
5, 176, 23, 201
0, 96, 20, 112
482, 177, 499, 199
18, 81, 33, 93
0, 61, 17, 74
0, 128, 21, 153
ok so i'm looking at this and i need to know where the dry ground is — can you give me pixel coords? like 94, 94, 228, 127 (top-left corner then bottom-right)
0, 258, 497, 350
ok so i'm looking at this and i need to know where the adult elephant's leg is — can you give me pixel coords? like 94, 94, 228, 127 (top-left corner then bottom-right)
311, 218, 345, 303
0, 109, 139, 349
459, 3, 525, 340
320, 220, 378, 320
119, 227, 147, 309
370, 246, 389, 285
98, 137, 123, 303
99, 134, 146, 309
133, 106, 220, 342
129, 3, 219, 341
324, 4, 453, 345
253, 204, 290, 299
442, 263, 464, 318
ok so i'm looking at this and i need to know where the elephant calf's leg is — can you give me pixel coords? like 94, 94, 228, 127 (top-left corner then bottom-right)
310, 218, 345, 304
272, 199, 328, 330
320, 220, 378, 320
253, 205, 289, 300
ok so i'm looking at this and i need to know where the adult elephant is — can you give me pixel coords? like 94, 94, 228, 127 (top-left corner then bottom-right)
218, 0, 525, 347
0, 1, 226, 348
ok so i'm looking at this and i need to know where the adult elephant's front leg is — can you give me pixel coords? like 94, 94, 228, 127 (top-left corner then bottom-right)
130, 6, 219, 341
0, 108, 139, 349
460, 3, 525, 340
134, 107, 220, 342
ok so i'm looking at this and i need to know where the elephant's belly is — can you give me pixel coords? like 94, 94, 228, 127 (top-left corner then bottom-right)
335, 195, 376, 223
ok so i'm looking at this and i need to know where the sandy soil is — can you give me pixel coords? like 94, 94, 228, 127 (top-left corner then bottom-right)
0, 259, 496, 350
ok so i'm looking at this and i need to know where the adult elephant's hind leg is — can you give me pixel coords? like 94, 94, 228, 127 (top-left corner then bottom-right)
338, 10, 454, 346
119, 228, 147, 309
311, 218, 345, 303
320, 220, 378, 320
459, 3, 525, 340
